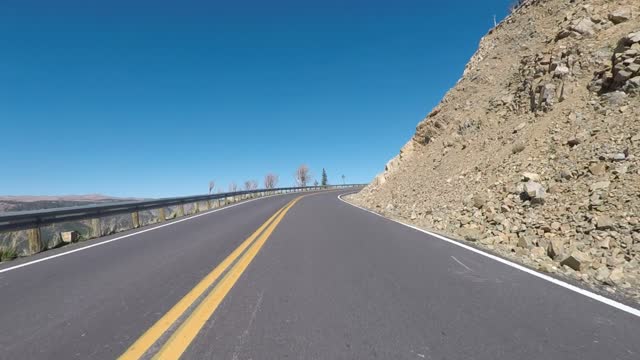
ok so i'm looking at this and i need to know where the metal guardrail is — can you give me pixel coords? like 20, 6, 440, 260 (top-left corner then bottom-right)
0, 184, 365, 233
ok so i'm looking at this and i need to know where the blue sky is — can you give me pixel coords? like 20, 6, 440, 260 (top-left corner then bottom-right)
1, 0, 512, 198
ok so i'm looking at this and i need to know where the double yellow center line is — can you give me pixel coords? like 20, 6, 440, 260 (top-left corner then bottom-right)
119, 196, 303, 360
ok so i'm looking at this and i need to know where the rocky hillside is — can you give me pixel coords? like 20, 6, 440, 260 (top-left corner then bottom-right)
350, 0, 640, 302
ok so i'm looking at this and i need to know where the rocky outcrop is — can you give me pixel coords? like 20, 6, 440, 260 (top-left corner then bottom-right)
590, 31, 640, 93
350, 0, 640, 303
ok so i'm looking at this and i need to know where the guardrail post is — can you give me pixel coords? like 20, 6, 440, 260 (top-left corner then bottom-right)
132, 211, 140, 228
91, 218, 101, 238
27, 227, 44, 255
194, 202, 200, 213
177, 205, 185, 218
158, 208, 166, 222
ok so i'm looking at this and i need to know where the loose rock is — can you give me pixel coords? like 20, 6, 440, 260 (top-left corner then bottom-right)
560, 250, 592, 271
609, 8, 632, 24
458, 228, 483, 242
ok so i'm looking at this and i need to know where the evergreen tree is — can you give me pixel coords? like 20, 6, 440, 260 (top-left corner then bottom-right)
321, 168, 328, 186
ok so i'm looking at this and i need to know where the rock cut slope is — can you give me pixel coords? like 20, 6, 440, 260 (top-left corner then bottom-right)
351, 0, 640, 302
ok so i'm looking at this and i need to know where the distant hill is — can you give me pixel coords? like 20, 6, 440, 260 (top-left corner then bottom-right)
0, 195, 141, 213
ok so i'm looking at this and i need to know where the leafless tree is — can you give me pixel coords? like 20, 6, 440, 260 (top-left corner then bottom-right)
264, 173, 279, 189
313, 180, 319, 186
208, 180, 215, 194
229, 182, 238, 192
244, 180, 258, 190
295, 164, 311, 187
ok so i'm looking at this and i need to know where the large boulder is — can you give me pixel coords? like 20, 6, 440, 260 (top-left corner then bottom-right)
458, 227, 483, 242
608, 8, 632, 24
625, 31, 640, 45
547, 238, 565, 259
570, 18, 595, 36
517, 181, 546, 203
607, 268, 625, 285
560, 250, 592, 271
596, 215, 615, 230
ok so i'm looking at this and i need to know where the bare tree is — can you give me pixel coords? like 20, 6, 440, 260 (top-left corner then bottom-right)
208, 180, 215, 194
264, 173, 279, 189
229, 182, 238, 192
295, 164, 311, 187
313, 180, 319, 186
244, 180, 258, 190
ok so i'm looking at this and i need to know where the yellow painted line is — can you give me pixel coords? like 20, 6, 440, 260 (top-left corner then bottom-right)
152, 196, 303, 360
118, 198, 297, 360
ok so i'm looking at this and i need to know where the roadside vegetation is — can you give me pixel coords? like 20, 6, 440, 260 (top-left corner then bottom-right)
0, 247, 17, 262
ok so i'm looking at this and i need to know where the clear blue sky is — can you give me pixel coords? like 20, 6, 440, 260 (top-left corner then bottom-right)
1, 0, 511, 198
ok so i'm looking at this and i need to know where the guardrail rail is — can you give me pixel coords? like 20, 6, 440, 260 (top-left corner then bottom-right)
0, 184, 364, 258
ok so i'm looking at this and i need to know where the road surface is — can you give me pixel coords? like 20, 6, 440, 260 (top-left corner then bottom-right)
0, 189, 638, 359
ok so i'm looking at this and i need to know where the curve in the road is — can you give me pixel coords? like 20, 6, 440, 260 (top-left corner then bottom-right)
1, 189, 639, 360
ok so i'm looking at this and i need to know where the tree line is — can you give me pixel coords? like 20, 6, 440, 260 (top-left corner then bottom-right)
208, 166, 345, 194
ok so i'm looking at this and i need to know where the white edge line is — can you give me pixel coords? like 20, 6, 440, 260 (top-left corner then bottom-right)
337, 193, 640, 318
0, 192, 291, 274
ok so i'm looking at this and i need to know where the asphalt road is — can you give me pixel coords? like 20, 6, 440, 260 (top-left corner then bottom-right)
0, 189, 638, 359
